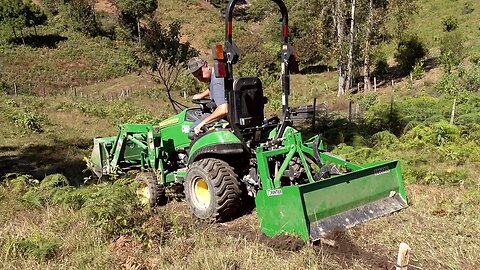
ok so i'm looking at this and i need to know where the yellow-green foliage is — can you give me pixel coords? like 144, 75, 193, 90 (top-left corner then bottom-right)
9, 232, 61, 261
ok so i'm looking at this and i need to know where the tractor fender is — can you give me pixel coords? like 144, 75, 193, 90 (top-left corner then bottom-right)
188, 130, 244, 164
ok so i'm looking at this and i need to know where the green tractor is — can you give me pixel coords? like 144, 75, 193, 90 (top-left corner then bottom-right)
88, 0, 408, 241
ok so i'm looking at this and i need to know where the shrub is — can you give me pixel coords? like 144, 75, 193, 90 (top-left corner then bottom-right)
373, 58, 389, 77
411, 60, 424, 80
439, 31, 464, 73
394, 35, 427, 72
3, 174, 39, 194
13, 109, 45, 133
81, 179, 145, 236
442, 16, 458, 32
356, 92, 378, 111
40, 174, 70, 189
4, 98, 18, 107
371, 131, 399, 149
435, 72, 458, 95
429, 120, 460, 146
12, 232, 61, 260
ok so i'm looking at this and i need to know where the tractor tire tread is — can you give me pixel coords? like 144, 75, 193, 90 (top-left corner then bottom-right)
136, 172, 167, 207
186, 158, 242, 222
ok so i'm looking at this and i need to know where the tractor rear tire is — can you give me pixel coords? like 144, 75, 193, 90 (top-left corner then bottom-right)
135, 171, 167, 207
185, 158, 242, 222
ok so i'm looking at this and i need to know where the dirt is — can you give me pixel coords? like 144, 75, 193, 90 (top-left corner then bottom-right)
317, 230, 394, 269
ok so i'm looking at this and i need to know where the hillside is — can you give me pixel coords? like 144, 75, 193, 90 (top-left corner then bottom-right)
0, 0, 479, 269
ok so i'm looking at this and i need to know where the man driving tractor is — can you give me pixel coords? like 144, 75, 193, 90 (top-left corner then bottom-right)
187, 57, 228, 136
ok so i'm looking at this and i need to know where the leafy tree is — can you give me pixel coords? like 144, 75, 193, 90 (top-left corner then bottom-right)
62, 0, 98, 36
439, 31, 464, 73
25, 1, 47, 35
394, 35, 427, 73
137, 20, 198, 112
0, 0, 47, 42
116, 0, 157, 45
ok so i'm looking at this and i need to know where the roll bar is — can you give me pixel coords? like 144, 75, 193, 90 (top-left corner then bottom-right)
223, 0, 295, 139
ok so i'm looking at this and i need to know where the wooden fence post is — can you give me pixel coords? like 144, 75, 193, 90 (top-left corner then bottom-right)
14, 83, 17, 96
396, 242, 411, 270
348, 100, 352, 125
374, 77, 377, 92
312, 98, 317, 132
450, 98, 456, 125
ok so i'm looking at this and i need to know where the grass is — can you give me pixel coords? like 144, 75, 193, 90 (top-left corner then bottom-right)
0, 26, 136, 95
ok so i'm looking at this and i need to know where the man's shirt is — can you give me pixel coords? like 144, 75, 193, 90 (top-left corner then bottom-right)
209, 74, 226, 106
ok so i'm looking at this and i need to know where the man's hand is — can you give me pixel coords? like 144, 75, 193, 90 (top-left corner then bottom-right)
194, 123, 205, 135
192, 94, 202, 100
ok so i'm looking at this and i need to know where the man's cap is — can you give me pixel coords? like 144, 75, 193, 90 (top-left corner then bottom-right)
187, 57, 206, 74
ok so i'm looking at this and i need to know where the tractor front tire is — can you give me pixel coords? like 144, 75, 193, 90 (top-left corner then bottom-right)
185, 158, 242, 222
135, 171, 167, 208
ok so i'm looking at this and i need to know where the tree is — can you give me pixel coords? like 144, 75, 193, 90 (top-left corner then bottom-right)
345, 0, 356, 93
25, 1, 47, 35
62, 0, 98, 36
333, 0, 347, 96
116, 0, 157, 45
137, 20, 198, 112
0, 0, 47, 42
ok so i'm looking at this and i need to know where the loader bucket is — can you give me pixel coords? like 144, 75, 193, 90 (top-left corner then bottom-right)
88, 136, 116, 177
255, 160, 407, 241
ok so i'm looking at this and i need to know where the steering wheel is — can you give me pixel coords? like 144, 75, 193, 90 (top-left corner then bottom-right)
192, 98, 212, 105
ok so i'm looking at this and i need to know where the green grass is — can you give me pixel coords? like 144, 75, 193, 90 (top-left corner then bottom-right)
0, 26, 136, 95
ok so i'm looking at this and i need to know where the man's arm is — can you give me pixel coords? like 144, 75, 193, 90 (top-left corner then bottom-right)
192, 89, 210, 100
194, 103, 228, 134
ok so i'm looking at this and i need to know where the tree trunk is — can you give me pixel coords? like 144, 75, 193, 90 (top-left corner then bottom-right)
34, 25, 38, 36
20, 28, 25, 45
334, 0, 346, 96
363, 0, 373, 92
345, 0, 356, 93
12, 26, 17, 39
137, 19, 142, 46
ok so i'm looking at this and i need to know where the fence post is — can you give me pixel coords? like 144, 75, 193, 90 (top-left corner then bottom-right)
348, 100, 352, 125
374, 77, 377, 92
312, 98, 317, 132
14, 83, 17, 96
450, 98, 456, 125
396, 242, 411, 270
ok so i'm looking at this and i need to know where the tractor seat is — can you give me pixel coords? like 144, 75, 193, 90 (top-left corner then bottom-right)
232, 77, 265, 128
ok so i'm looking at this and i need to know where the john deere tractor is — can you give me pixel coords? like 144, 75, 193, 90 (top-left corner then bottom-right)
88, 0, 408, 241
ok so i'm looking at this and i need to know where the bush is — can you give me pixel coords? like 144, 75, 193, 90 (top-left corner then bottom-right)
394, 35, 427, 72
435, 72, 458, 95
373, 58, 389, 77
12, 232, 61, 261
13, 109, 46, 133
81, 179, 145, 236
411, 60, 424, 80
371, 131, 399, 149
439, 31, 465, 73
40, 174, 70, 189
430, 120, 460, 146
3, 174, 39, 194
442, 16, 458, 32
